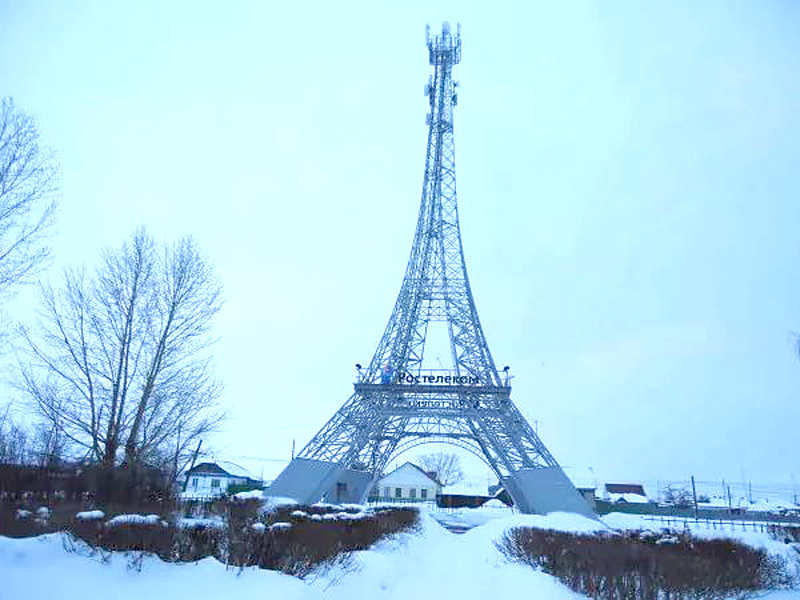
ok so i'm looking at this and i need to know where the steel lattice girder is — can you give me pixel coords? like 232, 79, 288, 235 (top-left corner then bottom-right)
267, 23, 593, 517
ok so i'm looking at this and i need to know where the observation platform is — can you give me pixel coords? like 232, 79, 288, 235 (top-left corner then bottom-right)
353, 382, 511, 397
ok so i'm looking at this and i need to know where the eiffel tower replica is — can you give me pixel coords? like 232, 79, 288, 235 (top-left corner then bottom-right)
268, 23, 592, 516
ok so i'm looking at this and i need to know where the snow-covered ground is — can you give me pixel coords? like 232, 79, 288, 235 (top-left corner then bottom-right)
1, 505, 799, 600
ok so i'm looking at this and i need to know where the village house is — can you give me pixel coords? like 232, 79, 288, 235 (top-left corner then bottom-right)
181, 461, 260, 499
604, 483, 650, 504
370, 462, 442, 502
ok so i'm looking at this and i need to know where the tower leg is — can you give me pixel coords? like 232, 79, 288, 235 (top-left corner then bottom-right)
266, 458, 374, 505
502, 467, 595, 517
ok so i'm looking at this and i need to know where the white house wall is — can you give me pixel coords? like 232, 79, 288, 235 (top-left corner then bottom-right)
374, 464, 441, 501
185, 474, 247, 498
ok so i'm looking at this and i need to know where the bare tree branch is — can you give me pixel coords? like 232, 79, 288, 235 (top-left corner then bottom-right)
416, 451, 465, 486
17, 227, 224, 469
0, 98, 58, 297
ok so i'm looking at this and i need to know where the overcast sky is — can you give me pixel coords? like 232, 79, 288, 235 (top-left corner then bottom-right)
2, 1, 799, 492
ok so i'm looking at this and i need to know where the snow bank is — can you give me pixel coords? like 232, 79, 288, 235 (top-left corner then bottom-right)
320, 511, 368, 521
0, 534, 312, 600
260, 495, 298, 513
105, 514, 166, 527
312, 511, 583, 600
233, 489, 265, 500
177, 517, 225, 530
75, 510, 105, 520
1, 510, 796, 600
429, 502, 605, 534
482, 498, 509, 509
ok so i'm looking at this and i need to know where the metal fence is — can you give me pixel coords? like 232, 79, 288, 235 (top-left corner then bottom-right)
596, 500, 800, 525
641, 514, 800, 539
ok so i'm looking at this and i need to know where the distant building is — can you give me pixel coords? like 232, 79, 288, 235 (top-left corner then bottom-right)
371, 462, 442, 502
604, 483, 649, 504
181, 461, 260, 499
576, 487, 597, 511
439, 480, 507, 509
487, 483, 514, 507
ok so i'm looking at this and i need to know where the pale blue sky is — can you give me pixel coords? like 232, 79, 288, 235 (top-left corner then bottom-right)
2, 1, 799, 488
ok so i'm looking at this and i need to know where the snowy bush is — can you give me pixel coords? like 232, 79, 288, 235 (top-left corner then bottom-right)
4, 496, 419, 580
496, 527, 796, 599
224, 504, 420, 578
75, 510, 105, 520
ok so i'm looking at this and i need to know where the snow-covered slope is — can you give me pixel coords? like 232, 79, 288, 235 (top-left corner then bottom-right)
0, 512, 586, 600
1, 509, 798, 600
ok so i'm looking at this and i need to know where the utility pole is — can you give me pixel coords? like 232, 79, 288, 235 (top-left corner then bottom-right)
727, 485, 732, 514
748, 481, 753, 503
182, 439, 202, 492
691, 476, 698, 520
291, 439, 295, 460
172, 422, 182, 483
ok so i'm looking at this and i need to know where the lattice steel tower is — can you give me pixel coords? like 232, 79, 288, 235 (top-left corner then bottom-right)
268, 23, 592, 515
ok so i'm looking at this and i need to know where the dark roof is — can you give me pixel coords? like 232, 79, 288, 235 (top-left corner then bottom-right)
605, 483, 646, 496
186, 462, 231, 477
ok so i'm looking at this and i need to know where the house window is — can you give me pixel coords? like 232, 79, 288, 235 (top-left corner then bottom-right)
395, 487, 402, 498
420, 488, 427, 499
191, 478, 198, 489
383, 487, 390, 498
410, 488, 416, 499
211, 478, 221, 489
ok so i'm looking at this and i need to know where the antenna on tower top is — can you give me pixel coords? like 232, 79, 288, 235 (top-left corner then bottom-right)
426, 21, 461, 66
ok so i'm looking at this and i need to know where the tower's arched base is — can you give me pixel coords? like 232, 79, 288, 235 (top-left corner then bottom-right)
266, 457, 594, 517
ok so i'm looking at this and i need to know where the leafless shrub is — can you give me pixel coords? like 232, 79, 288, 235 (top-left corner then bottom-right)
172, 522, 224, 562
496, 527, 796, 599
767, 524, 800, 544
227, 503, 420, 577
22, 497, 419, 579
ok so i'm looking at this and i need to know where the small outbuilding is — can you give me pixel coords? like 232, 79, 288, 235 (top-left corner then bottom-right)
604, 483, 649, 504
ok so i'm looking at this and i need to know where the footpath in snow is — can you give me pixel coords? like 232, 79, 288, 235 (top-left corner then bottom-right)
1, 506, 798, 600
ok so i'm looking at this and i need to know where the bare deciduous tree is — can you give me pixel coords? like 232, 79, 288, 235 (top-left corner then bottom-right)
0, 97, 58, 296
662, 485, 694, 508
0, 404, 31, 464
416, 451, 464, 486
18, 228, 224, 469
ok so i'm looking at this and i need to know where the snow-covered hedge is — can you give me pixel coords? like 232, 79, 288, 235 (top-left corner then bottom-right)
496, 526, 796, 598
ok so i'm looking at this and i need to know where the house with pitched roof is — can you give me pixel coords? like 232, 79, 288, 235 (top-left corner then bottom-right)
181, 461, 260, 499
604, 483, 650, 504
370, 462, 442, 502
